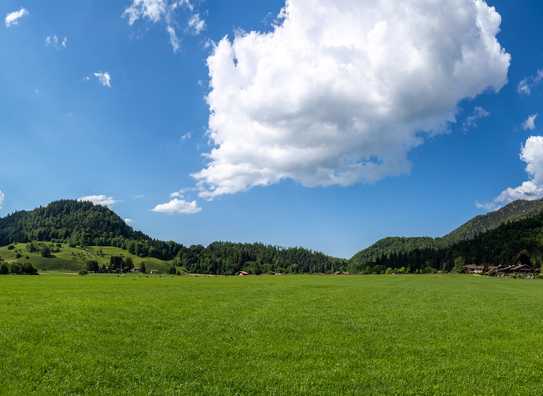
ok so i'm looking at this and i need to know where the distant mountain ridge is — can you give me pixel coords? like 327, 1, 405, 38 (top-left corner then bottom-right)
351, 198, 543, 268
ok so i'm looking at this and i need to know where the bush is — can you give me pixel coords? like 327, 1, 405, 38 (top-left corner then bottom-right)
125, 257, 134, 272
22, 263, 38, 275
40, 246, 52, 258
139, 262, 147, 274
169, 266, 177, 275
109, 256, 125, 273
453, 257, 465, 273
86, 260, 100, 273
0, 264, 9, 275
79, 270, 89, 276
10, 263, 22, 274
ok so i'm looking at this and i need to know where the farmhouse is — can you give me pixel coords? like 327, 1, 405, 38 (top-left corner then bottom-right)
463, 265, 485, 274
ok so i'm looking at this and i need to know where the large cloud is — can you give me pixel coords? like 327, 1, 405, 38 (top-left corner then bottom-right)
478, 136, 543, 210
194, 0, 510, 198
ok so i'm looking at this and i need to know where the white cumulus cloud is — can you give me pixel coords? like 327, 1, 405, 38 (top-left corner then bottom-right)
93, 72, 112, 88
522, 114, 538, 131
152, 196, 201, 214
478, 136, 543, 210
78, 195, 117, 208
5, 8, 28, 28
194, 0, 510, 199
0, 191, 5, 209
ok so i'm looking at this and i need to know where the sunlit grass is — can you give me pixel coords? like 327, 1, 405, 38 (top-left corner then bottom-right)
0, 275, 542, 394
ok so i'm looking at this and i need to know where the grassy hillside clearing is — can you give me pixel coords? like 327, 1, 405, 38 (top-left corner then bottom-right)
0, 242, 173, 273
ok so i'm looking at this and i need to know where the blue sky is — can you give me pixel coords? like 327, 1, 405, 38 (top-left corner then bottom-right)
1, 0, 543, 258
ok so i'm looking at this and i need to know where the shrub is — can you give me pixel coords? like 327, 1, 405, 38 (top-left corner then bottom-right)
79, 270, 89, 276
0, 264, 9, 275
40, 246, 52, 258
22, 263, 38, 275
86, 260, 100, 273
169, 266, 177, 275
139, 262, 147, 274
125, 257, 134, 272
10, 264, 22, 275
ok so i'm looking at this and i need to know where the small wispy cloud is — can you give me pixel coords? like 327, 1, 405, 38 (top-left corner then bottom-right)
187, 13, 205, 35
463, 106, 490, 131
93, 72, 112, 88
45, 35, 68, 49
518, 70, 543, 96
522, 114, 538, 131
180, 132, 192, 140
152, 189, 201, 214
78, 195, 117, 208
152, 198, 201, 214
0, 190, 5, 209
123, 0, 206, 53
166, 25, 180, 52
5, 8, 28, 28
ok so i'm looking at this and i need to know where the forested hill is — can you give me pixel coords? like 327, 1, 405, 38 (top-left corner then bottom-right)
350, 198, 543, 270
351, 210, 543, 274
0, 200, 344, 274
443, 199, 543, 243
0, 200, 147, 246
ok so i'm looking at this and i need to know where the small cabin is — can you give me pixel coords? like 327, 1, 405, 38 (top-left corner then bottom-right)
238, 271, 249, 276
464, 265, 485, 274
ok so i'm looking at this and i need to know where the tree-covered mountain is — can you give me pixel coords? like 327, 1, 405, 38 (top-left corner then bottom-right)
0, 200, 142, 246
443, 199, 543, 243
350, 199, 543, 273
0, 200, 344, 274
350, 199, 543, 270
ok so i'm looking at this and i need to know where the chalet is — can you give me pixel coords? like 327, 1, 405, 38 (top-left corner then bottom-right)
463, 265, 485, 274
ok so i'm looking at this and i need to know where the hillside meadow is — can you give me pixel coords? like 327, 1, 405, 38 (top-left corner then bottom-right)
0, 243, 173, 274
1, 274, 543, 394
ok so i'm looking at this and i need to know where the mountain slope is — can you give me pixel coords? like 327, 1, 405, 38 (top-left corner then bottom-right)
443, 199, 543, 243
351, 199, 543, 269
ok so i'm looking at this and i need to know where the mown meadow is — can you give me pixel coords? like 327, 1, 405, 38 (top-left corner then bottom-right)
1, 274, 542, 395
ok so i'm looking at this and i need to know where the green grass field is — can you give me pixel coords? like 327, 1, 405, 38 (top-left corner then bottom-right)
1, 275, 542, 395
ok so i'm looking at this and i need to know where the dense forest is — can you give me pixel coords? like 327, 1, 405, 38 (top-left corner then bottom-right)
350, 198, 543, 272
0, 200, 345, 275
351, 210, 543, 274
